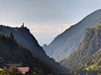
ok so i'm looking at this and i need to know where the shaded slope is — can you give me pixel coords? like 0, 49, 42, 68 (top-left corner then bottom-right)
0, 57, 5, 64
61, 24, 101, 68
43, 9, 101, 62
0, 25, 67, 73
0, 25, 45, 58
0, 33, 56, 75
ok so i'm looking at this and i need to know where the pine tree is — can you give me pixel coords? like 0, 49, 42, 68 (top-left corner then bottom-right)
86, 71, 89, 75
97, 71, 100, 75
9, 32, 14, 40
74, 71, 78, 75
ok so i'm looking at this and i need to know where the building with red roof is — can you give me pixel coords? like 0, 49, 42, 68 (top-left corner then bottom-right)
18, 67, 29, 75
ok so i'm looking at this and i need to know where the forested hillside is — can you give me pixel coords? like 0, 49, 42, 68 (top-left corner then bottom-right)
73, 48, 101, 71
0, 32, 56, 75
61, 24, 101, 69
0, 25, 67, 73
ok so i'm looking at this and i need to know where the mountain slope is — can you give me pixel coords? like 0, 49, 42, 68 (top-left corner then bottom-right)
0, 33, 56, 75
0, 25, 67, 73
43, 9, 101, 62
75, 48, 101, 71
61, 24, 101, 69
0, 25, 45, 58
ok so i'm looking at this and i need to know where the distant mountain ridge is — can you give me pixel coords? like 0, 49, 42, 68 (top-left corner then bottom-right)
61, 24, 101, 69
0, 25, 67, 73
43, 9, 101, 62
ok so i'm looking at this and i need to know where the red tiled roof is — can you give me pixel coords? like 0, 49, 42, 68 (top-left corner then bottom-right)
17, 67, 29, 74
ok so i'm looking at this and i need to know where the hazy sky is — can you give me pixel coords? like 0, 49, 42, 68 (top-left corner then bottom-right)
0, 0, 101, 45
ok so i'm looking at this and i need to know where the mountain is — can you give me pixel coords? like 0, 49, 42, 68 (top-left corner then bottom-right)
0, 33, 56, 75
0, 25, 67, 73
43, 9, 101, 62
0, 25, 45, 58
61, 24, 101, 69
74, 48, 101, 71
